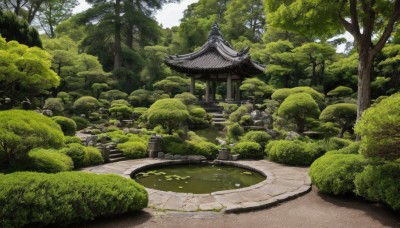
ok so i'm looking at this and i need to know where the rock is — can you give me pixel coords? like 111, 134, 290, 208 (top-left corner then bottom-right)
42, 109, 53, 117
217, 138, 227, 145
286, 131, 300, 141
164, 153, 173, 160
261, 114, 274, 127
86, 135, 98, 146
123, 128, 130, 133
158, 152, 165, 159
253, 120, 264, 126
266, 129, 281, 139
80, 114, 86, 118
250, 110, 262, 120
173, 155, 181, 160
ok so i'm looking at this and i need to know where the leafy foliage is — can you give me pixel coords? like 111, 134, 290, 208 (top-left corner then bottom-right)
73, 96, 99, 116
52, 116, 77, 136
28, 148, 74, 173
266, 140, 321, 166
83, 147, 104, 166
232, 141, 263, 159
309, 154, 366, 195
354, 93, 400, 160
272, 87, 324, 103
320, 103, 357, 138
60, 143, 85, 168
241, 131, 271, 149
0, 172, 148, 227
117, 141, 147, 159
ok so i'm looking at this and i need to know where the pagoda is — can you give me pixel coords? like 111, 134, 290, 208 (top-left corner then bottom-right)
165, 22, 265, 102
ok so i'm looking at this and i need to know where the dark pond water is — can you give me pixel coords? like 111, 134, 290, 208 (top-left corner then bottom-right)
132, 164, 266, 194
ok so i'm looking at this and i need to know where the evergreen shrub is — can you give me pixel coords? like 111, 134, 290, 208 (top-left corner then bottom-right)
52, 116, 77, 136
0, 172, 148, 227
117, 142, 147, 159
309, 154, 366, 195
232, 141, 262, 159
28, 149, 73, 173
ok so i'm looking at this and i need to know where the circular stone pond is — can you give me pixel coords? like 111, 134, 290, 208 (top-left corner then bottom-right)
132, 164, 266, 194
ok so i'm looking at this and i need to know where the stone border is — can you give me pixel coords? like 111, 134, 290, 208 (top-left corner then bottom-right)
82, 158, 311, 213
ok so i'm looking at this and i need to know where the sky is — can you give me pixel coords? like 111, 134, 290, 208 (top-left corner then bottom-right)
73, 0, 198, 28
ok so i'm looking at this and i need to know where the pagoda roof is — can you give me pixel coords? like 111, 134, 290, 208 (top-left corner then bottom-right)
165, 23, 265, 77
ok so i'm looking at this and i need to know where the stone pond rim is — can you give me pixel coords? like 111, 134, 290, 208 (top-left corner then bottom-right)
82, 158, 311, 213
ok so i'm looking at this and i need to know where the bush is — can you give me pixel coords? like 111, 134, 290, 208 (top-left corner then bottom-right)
0, 110, 64, 167
64, 136, 82, 144
218, 102, 238, 116
324, 137, 353, 151
266, 140, 319, 166
309, 154, 366, 195
188, 105, 210, 129
327, 86, 353, 97
71, 116, 90, 130
52, 116, 77, 136
278, 93, 320, 133
117, 141, 147, 159
232, 141, 262, 159
174, 92, 198, 106
73, 96, 99, 116
100, 89, 128, 101
161, 135, 189, 155
239, 114, 253, 126
354, 162, 400, 210
319, 103, 357, 137
241, 131, 271, 149
227, 123, 244, 141
187, 141, 218, 159
0, 172, 148, 227
83, 147, 104, 166
229, 104, 252, 122
109, 105, 133, 120
60, 143, 85, 168
354, 93, 400, 160
28, 149, 74, 173
129, 89, 154, 106
43, 98, 64, 114
326, 142, 360, 155
272, 86, 324, 104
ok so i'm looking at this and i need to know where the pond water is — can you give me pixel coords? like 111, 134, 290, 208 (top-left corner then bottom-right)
133, 164, 266, 194
194, 126, 225, 144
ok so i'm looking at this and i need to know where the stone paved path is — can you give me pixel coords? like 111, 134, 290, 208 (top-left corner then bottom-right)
82, 158, 311, 213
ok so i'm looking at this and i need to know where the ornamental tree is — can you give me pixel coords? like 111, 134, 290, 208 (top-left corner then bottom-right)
240, 78, 274, 109
72, 96, 99, 117
355, 93, 400, 160
278, 93, 320, 133
320, 103, 357, 138
146, 98, 189, 134
0, 110, 64, 168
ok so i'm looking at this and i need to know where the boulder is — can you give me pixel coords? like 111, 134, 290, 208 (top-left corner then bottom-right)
286, 131, 300, 141
85, 135, 98, 146
250, 110, 262, 120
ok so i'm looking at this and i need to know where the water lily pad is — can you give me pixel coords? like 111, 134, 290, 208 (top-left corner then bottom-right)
242, 171, 253, 175
178, 186, 183, 189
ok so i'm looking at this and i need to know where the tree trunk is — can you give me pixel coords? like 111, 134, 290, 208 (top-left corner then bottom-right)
311, 61, 317, 86
356, 51, 374, 121
114, 0, 122, 71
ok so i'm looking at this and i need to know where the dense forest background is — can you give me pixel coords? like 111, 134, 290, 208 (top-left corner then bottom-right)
0, 0, 400, 113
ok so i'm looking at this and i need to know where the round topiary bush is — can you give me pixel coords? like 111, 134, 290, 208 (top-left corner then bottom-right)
43, 98, 64, 115
232, 141, 262, 159
28, 149, 74, 173
187, 141, 218, 159
309, 154, 366, 195
319, 103, 357, 138
52, 116, 77, 136
327, 86, 353, 97
227, 123, 244, 141
272, 86, 325, 104
0, 172, 148, 227
266, 140, 318, 166
83, 147, 104, 166
71, 116, 90, 130
354, 162, 400, 211
174, 92, 198, 106
60, 143, 85, 168
242, 131, 271, 149
0, 110, 64, 168
64, 136, 82, 144
354, 93, 400, 160
73, 96, 99, 116
117, 141, 147, 159
325, 142, 360, 155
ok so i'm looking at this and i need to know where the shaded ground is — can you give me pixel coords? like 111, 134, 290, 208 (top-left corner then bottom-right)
81, 187, 400, 228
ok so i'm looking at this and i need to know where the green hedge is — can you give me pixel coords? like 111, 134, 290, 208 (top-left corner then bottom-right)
326, 142, 360, 155
117, 141, 147, 159
187, 141, 218, 159
28, 149, 73, 173
241, 131, 271, 149
266, 140, 321, 166
232, 141, 262, 159
83, 147, 104, 166
0, 172, 148, 227
64, 136, 82, 144
71, 116, 90, 130
354, 162, 400, 211
309, 154, 366, 195
60, 143, 86, 168
52, 116, 77, 136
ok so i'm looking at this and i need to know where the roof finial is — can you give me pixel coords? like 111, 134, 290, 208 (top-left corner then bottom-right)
208, 21, 223, 40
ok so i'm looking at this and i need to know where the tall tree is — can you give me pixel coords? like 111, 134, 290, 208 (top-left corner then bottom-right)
265, 0, 400, 120
0, 0, 45, 24
37, 0, 78, 38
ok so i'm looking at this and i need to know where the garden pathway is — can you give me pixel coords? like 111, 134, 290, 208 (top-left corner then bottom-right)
82, 158, 311, 213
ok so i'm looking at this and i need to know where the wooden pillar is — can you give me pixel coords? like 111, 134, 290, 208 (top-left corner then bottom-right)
212, 81, 217, 101
205, 80, 210, 102
235, 80, 241, 102
226, 74, 232, 101
190, 77, 195, 95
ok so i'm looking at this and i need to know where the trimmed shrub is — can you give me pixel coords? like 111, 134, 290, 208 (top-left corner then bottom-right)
354, 163, 400, 210
319, 103, 357, 137
73, 96, 99, 116
266, 140, 319, 166
43, 98, 64, 115
109, 105, 133, 120
239, 114, 253, 126
71, 116, 90, 130
64, 136, 81, 144
117, 141, 147, 159
100, 89, 128, 101
188, 105, 210, 129
175, 92, 198, 106
0, 110, 64, 167
28, 149, 73, 173
324, 137, 353, 151
327, 86, 353, 97
326, 142, 360, 155
309, 154, 366, 195
354, 93, 400, 160
278, 93, 320, 133
227, 123, 244, 141
161, 135, 189, 155
229, 104, 252, 122
218, 102, 238, 116
187, 141, 218, 159
0, 172, 148, 227
60, 143, 85, 168
52, 116, 77, 136
272, 86, 324, 104
232, 141, 263, 159
83, 147, 104, 166
241, 131, 271, 149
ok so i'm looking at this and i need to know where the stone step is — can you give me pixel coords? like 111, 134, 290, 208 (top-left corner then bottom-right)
208, 112, 224, 117
212, 117, 226, 122
108, 157, 127, 163
109, 149, 121, 154
109, 152, 124, 159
